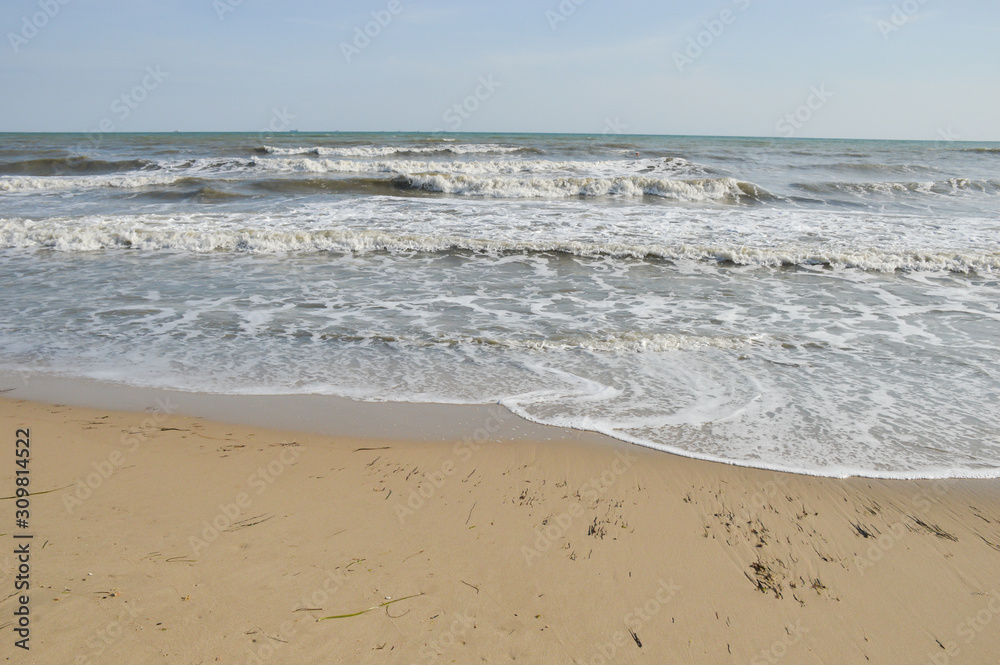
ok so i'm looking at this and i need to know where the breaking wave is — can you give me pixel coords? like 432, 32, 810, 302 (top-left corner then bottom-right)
255, 144, 534, 157
0, 156, 158, 176
794, 178, 1000, 197
0, 173, 190, 193
309, 330, 761, 353
250, 155, 709, 178
3, 218, 997, 273
397, 174, 771, 201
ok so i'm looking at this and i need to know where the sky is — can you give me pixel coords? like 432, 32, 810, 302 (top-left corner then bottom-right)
1, 0, 999, 140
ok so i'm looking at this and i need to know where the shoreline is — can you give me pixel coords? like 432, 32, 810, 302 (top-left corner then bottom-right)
0, 371, 623, 447
2, 370, 998, 481
1, 393, 999, 662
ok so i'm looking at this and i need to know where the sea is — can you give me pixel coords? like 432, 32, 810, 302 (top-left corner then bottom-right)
1, 132, 999, 479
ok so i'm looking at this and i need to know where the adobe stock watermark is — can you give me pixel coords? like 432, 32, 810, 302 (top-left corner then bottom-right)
188, 445, 302, 557
521, 448, 639, 566
434, 75, 502, 132
340, 0, 404, 63
545, 0, 587, 31
62, 397, 180, 514
74, 599, 144, 665
394, 406, 508, 523
775, 85, 833, 137
744, 475, 790, 514
245, 568, 348, 665
413, 612, 476, 663
934, 126, 960, 143
601, 116, 628, 136
877, 0, 930, 40
75, 65, 170, 151
750, 621, 809, 665
1, 370, 33, 390
213, 0, 244, 21
256, 107, 296, 143
7, 0, 72, 54
673, 0, 751, 73
851, 479, 955, 576
578, 578, 680, 664
922, 591, 1000, 665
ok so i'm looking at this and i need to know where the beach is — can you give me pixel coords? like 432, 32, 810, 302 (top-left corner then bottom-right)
3, 0, 1000, 661
3, 132, 1000, 662
3, 393, 999, 664
4, 133, 1000, 480
0, 0, 1000, 652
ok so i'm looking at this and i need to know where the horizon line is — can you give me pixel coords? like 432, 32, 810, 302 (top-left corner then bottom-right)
0, 130, 994, 144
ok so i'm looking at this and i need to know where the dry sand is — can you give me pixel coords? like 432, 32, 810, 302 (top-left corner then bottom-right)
1, 395, 999, 664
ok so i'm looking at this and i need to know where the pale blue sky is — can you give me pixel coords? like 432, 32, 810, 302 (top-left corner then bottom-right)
2, 0, 998, 139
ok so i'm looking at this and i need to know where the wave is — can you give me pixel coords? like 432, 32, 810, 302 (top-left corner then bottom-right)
309, 330, 760, 353
0, 173, 191, 193
0, 156, 158, 176
250, 155, 710, 178
468, 331, 758, 352
790, 150, 872, 158
248, 177, 406, 196
793, 178, 1000, 197
0, 155, 714, 196
255, 144, 535, 157
173, 157, 256, 172
821, 162, 938, 175
3, 218, 997, 273
5, 170, 757, 201
397, 173, 771, 201
129, 185, 249, 202
961, 147, 1000, 154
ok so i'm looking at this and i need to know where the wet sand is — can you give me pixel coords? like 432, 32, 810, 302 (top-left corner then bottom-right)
1, 394, 999, 664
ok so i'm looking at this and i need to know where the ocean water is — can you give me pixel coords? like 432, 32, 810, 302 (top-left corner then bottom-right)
1, 132, 999, 478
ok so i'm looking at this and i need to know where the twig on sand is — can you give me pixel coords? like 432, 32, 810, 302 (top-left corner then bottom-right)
385, 606, 410, 619
223, 514, 273, 532
354, 446, 391, 452
461, 580, 480, 594
246, 626, 289, 643
402, 550, 424, 563
1, 484, 73, 500
318, 593, 424, 621
194, 432, 236, 441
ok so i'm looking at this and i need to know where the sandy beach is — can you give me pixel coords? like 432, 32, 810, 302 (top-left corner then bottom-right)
5, 2, 1000, 663
2, 393, 998, 664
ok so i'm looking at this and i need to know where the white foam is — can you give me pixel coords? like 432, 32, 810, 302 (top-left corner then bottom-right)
0, 173, 188, 193
250, 156, 709, 179
5, 135, 1000, 480
260, 144, 523, 157
438, 331, 762, 353
401, 173, 767, 201
4, 236, 999, 479
504, 405, 1000, 480
799, 178, 1000, 197
3, 214, 997, 273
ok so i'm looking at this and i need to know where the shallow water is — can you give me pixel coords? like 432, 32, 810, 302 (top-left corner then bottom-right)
2, 132, 999, 477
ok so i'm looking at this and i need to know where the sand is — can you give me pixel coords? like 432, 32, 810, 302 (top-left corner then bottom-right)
1, 394, 999, 664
